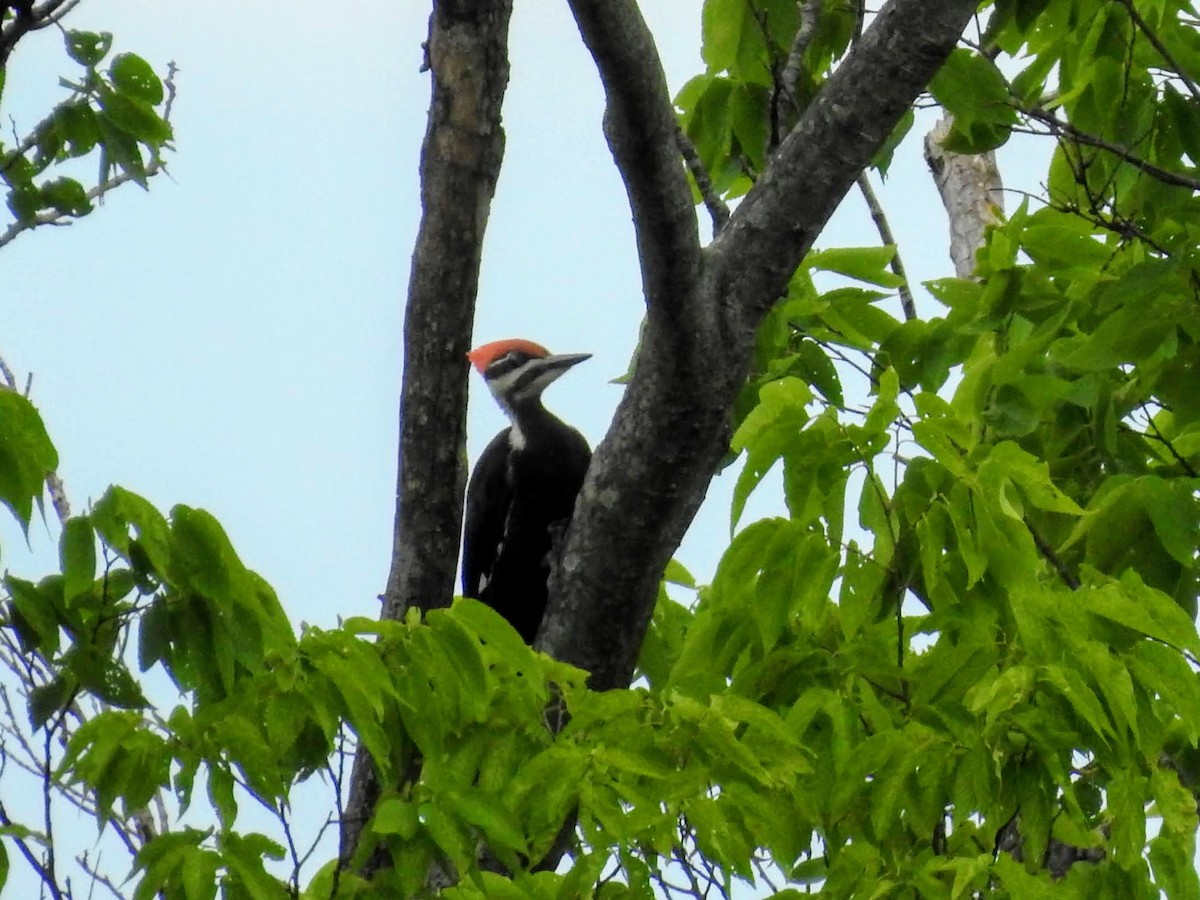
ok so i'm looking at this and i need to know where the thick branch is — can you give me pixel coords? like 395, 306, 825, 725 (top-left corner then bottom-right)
564, 0, 703, 319
381, 0, 513, 621
924, 115, 1004, 280
712, 0, 980, 329
341, 0, 512, 871
542, 0, 978, 691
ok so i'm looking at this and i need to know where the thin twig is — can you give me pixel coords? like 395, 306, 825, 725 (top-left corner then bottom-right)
780, 0, 822, 117
1139, 404, 1198, 477
75, 851, 126, 900
675, 124, 729, 236
1021, 106, 1200, 191
0, 154, 169, 249
1112, 0, 1200, 102
1029, 524, 1080, 590
856, 172, 915, 320
0, 801, 64, 899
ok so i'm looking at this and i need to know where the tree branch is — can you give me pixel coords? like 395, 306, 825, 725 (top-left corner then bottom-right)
543, 0, 979, 691
713, 0, 979, 328
381, 0, 513, 622
1020, 105, 1200, 192
856, 171, 915, 319
342, 0, 513, 871
923, 115, 1004, 280
676, 124, 729, 237
564, 0, 703, 319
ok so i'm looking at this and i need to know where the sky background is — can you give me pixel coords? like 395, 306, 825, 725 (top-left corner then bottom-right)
0, 0, 1063, 892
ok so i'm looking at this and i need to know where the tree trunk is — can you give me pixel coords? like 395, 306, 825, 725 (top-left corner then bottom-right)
339, 0, 512, 871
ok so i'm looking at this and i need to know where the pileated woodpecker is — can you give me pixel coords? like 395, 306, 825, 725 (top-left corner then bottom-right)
462, 339, 592, 643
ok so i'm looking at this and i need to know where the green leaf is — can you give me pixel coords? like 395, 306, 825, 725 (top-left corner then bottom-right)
1138, 477, 1199, 568
53, 102, 101, 157
99, 88, 172, 145
1149, 833, 1200, 900
701, 0, 744, 72
443, 788, 527, 860
60, 515, 96, 601
40, 177, 91, 216
65, 30, 113, 67
1126, 642, 1200, 743
220, 831, 289, 900
5, 575, 61, 655
451, 597, 536, 666
793, 341, 843, 407
1088, 578, 1200, 657
29, 676, 74, 729
1038, 664, 1114, 742
929, 49, 1016, 152
92, 486, 171, 578
372, 797, 419, 839
730, 377, 812, 527
109, 53, 164, 104
978, 441, 1083, 515
663, 557, 696, 588
807, 246, 905, 288
0, 391, 58, 530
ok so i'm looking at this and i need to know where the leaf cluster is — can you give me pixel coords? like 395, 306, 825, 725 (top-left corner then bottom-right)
0, 29, 173, 241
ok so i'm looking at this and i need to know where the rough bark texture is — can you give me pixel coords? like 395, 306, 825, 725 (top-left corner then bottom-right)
339, 0, 512, 870
924, 115, 1005, 279
540, 0, 981, 691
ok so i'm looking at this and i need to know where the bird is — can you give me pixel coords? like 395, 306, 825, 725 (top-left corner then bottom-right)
461, 338, 592, 644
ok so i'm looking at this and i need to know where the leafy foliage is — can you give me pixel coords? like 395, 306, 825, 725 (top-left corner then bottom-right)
3, 0, 1200, 898
0, 24, 174, 245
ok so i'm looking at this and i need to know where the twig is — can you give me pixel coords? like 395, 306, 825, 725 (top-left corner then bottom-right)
1139, 403, 1198, 477
0, 800, 64, 899
1020, 106, 1200, 192
856, 172, 915, 320
0, 153, 169, 249
675, 124, 729, 236
75, 850, 126, 900
1112, 0, 1200, 102
1028, 524, 1080, 590
42, 728, 59, 891
780, 0, 822, 116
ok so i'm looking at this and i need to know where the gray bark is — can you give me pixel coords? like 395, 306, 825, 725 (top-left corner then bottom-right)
339, 0, 512, 871
540, 0, 982, 691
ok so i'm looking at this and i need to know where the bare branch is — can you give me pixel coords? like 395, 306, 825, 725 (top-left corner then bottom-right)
564, 0, 703, 319
0, 154, 170, 249
675, 124, 729, 236
781, 0, 822, 113
856, 172, 915, 319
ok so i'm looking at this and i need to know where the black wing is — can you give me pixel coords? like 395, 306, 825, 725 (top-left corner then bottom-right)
461, 428, 512, 598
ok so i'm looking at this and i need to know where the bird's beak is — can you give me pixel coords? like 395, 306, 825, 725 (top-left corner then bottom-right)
542, 352, 591, 372
516, 352, 591, 398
